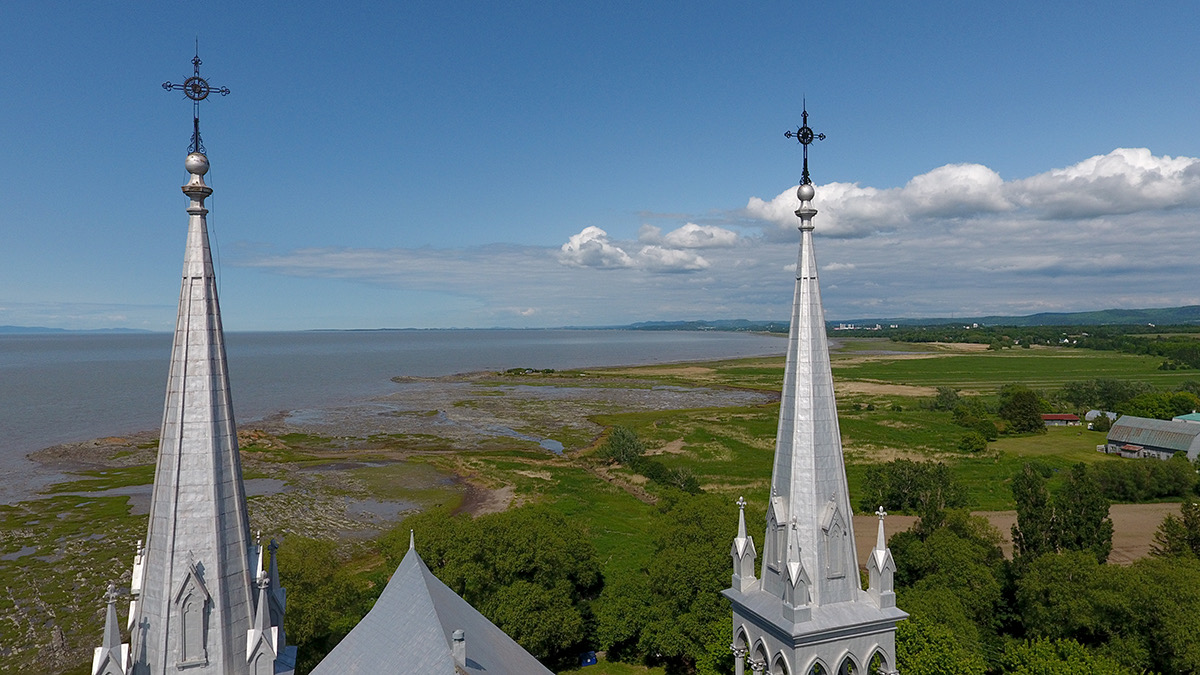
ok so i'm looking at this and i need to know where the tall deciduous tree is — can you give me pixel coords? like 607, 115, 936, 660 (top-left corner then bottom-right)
1012, 463, 1114, 564
1012, 464, 1055, 561
1152, 500, 1200, 559
1053, 463, 1113, 564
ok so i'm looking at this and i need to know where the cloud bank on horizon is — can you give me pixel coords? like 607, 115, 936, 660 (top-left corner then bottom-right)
236, 148, 1199, 327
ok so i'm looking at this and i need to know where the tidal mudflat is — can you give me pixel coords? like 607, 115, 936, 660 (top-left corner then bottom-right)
0, 365, 772, 672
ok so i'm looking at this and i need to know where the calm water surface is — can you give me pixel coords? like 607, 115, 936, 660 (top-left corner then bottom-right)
0, 329, 783, 502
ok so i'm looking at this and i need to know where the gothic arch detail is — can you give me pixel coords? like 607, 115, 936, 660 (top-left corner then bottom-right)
753, 640, 770, 672
172, 560, 211, 667
835, 652, 859, 675
771, 652, 791, 675
766, 496, 787, 569
820, 500, 847, 579
805, 659, 829, 675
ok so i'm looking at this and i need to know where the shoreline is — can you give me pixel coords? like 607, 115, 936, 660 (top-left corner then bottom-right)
2, 330, 788, 504
21, 361, 782, 505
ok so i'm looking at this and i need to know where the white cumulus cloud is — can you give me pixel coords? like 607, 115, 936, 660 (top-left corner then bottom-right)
1007, 148, 1200, 218
637, 245, 709, 272
559, 224, 721, 273
744, 149, 1200, 239
559, 226, 634, 268
661, 223, 739, 249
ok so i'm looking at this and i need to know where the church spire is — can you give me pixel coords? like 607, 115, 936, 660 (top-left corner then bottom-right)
725, 105, 905, 675
113, 53, 295, 675
760, 106, 858, 607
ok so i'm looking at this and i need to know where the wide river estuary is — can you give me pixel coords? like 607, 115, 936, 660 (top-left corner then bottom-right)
0, 329, 784, 503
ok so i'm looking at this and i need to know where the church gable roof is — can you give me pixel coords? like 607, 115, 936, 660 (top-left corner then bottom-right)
312, 546, 553, 675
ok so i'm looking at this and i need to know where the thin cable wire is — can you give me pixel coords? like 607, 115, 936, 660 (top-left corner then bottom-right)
207, 164, 222, 299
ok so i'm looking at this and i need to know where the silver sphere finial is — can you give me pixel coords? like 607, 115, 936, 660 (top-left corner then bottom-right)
796, 183, 815, 202
185, 152, 210, 176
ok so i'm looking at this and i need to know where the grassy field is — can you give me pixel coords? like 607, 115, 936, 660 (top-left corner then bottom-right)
832, 345, 1197, 391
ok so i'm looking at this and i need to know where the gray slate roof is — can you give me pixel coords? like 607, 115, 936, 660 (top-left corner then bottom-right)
311, 545, 554, 675
1109, 415, 1200, 458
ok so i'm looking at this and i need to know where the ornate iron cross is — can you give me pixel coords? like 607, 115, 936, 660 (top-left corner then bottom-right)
784, 103, 825, 186
163, 48, 230, 154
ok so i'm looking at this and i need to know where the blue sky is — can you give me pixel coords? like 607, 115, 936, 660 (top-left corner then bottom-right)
3, 1, 1198, 330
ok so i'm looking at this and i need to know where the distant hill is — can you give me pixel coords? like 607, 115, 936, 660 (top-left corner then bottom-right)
846, 305, 1200, 328
0, 325, 153, 334
614, 306, 1200, 332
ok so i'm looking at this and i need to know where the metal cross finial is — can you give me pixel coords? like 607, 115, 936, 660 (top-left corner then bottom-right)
163, 45, 230, 154
784, 101, 825, 186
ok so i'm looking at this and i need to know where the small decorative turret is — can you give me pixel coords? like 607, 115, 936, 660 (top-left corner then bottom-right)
246, 577, 279, 675
781, 521, 811, 623
730, 497, 758, 592
91, 584, 129, 675
254, 531, 265, 581
867, 506, 898, 609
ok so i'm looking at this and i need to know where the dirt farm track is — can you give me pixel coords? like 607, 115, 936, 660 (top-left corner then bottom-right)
853, 502, 1183, 567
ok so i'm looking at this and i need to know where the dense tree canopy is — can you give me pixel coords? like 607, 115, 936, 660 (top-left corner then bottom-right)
278, 537, 375, 674
998, 638, 1131, 675
379, 505, 602, 667
596, 492, 735, 675
895, 616, 988, 675
1091, 453, 1196, 503
892, 510, 1007, 642
999, 385, 1047, 434
1119, 390, 1200, 420
858, 459, 966, 528
1058, 379, 1153, 413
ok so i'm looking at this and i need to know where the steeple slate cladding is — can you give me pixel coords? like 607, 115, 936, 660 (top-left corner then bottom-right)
759, 193, 857, 606
122, 152, 294, 675
724, 182, 905, 675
